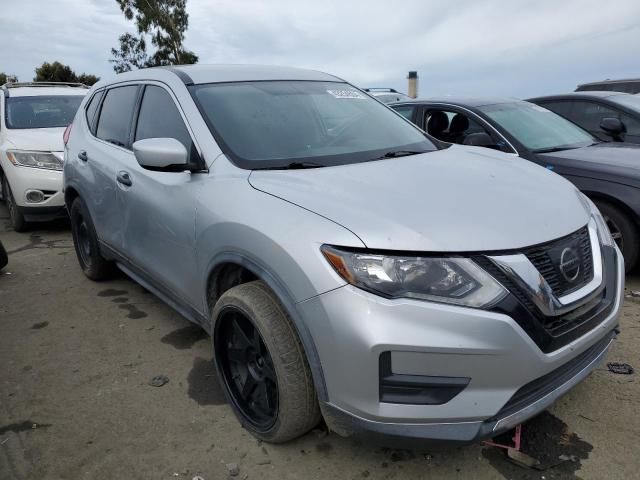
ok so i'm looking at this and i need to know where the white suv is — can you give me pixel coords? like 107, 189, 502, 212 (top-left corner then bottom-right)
0, 82, 87, 231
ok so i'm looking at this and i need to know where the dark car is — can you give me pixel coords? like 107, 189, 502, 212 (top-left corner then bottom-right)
575, 78, 640, 94
528, 92, 640, 144
390, 97, 640, 271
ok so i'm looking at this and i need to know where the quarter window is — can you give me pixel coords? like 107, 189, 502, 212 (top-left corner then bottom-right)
96, 85, 139, 148
134, 85, 194, 158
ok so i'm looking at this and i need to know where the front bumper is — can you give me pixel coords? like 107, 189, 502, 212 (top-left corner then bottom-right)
297, 245, 624, 443
2, 163, 64, 210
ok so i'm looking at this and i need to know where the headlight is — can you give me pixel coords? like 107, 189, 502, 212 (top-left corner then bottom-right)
321, 245, 507, 308
581, 194, 614, 247
7, 150, 63, 171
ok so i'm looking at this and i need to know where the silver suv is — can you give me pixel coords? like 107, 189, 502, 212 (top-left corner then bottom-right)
63, 65, 624, 444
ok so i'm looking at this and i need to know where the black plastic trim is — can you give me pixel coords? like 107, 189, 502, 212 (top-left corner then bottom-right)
164, 67, 194, 86
489, 329, 616, 422
17, 205, 67, 221
379, 352, 469, 405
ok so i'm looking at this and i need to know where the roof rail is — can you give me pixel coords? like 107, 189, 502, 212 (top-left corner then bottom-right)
1, 81, 90, 89
363, 87, 399, 93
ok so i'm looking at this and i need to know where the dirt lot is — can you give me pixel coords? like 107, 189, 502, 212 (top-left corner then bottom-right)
1, 204, 639, 480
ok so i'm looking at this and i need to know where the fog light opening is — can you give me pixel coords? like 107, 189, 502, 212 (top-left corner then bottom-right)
25, 190, 45, 203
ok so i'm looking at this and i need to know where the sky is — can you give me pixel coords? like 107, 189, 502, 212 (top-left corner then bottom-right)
1, 0, 639, 98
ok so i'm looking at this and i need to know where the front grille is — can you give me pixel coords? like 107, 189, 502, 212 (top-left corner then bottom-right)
473, 231, 617, 353
523, 227, 593, 297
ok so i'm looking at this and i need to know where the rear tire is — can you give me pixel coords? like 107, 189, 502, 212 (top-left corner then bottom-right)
595, 200, 638, 273
2, 176, 27, 232
212, 280, 321, 443
69, 197, 113, 280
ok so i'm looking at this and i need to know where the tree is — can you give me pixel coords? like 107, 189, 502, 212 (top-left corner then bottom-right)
77, 73, 100, 86
34, 61, 76, 83
0, 72, 18, 84
33, 61, 99, 85
110, 33, 149, 73
110, 0, 198, 73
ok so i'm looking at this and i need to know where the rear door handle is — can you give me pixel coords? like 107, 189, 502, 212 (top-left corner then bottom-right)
78, 150, 88, 162
116, 171, 132, 187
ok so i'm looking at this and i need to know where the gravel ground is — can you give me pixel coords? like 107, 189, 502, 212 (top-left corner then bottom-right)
1, 204, 639, 480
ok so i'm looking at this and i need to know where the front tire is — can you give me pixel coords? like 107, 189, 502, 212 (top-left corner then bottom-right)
212, 281, 321, 443
2, 176, 27, 232
595, 200, 638, 273
69, 197, 113, 280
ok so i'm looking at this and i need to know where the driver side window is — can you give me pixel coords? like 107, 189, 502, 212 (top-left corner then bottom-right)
424, 109, 511, 152
134, 85, 197, 162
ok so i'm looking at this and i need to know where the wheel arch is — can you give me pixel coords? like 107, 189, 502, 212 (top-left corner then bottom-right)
205, 251, 329, 402
64, 185, 81, 211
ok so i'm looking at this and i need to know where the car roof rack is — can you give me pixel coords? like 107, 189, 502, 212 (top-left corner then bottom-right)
363, 87, 399, 93
1, 81, 90, 98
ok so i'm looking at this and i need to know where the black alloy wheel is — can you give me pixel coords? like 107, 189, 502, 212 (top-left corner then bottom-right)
76, 215, 93, 267
215, 307, 279, 429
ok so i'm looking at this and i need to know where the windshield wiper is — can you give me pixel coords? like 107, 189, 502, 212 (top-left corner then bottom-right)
373, 150, 425, 160
533, 144, 589, 153
259, 161, 326, 170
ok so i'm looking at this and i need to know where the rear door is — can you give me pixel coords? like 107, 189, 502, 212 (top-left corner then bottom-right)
85, 84, 140, 250
118, 83, 202, 309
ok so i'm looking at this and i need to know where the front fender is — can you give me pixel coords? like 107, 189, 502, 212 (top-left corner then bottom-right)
194, 179, 364, 402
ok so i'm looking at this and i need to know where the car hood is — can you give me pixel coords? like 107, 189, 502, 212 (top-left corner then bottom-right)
4, 128, 65, 152
249, 146, 590, 252
537, 143, 640, 186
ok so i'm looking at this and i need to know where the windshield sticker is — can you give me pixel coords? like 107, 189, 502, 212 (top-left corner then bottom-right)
327, 89, 365, 99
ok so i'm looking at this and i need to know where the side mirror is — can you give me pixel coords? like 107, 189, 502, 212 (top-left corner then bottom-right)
132, 138, 188, 170
600, 117, 625, 136
463, 132, 496, 148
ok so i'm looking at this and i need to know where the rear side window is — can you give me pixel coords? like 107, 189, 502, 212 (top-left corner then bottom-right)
96, 86, 139, 148
134, 85, 194, 158
85, 90, 104, 135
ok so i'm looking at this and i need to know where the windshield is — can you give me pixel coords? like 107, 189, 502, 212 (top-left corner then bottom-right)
609, 94, 640, 112
479, 101, 594, 152
191, 81, 435, 169
5, 95, 84, 129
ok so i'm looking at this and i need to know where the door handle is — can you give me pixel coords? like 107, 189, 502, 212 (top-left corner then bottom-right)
116, 171, 132, 187
78, 150, 88, 162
